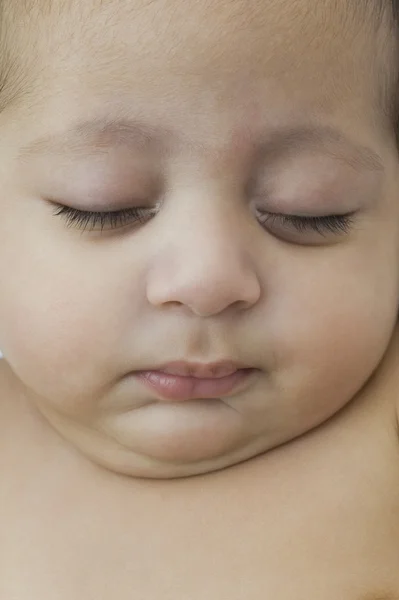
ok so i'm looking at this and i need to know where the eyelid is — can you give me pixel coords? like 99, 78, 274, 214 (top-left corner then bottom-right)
256, 210, 356, 238
52, 199, 356, 241
52, 203, 156, 232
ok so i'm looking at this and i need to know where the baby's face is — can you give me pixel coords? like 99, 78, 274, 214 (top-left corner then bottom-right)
0, 0, 398, 478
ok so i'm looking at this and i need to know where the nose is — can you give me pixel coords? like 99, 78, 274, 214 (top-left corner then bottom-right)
146, 201, 261, 317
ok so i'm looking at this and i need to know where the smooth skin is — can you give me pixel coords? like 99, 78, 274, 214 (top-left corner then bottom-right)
0, 0, 399, 597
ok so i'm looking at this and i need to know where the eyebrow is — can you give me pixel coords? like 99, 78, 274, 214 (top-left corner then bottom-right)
18, 116, 385, 172
257, 125, 385, 172
18, 117, 160, 158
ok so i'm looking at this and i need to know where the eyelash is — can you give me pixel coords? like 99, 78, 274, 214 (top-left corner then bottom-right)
256, 211, 356, 236
53, 204, 355, 237
53, 204, 154, 232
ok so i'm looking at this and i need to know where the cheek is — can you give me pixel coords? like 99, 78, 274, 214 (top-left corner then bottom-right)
269, 260, 397, 410
0, 249, 134, 406
0, 200, 149, 407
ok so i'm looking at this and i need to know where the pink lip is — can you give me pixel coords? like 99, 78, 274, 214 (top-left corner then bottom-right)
154, 361, 246, 378
135, 362, 256, 401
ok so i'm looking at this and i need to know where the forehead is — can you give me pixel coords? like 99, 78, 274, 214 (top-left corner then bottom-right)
4, 0, 394, 159
18, 0, 384, 90
26, 1, 384, 64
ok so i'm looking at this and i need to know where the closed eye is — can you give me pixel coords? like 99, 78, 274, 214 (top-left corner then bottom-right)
52, 204, 156, 232
52, 201, 356, 242
256, 210, 356, 237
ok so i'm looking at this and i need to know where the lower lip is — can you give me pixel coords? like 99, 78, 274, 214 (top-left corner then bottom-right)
136, 369, 255, 401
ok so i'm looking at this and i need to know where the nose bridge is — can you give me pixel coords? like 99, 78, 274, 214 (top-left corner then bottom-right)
180, 193, 241, 259
146, 193, 261, 316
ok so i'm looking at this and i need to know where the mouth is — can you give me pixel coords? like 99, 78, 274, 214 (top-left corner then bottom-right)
134, 361, 258, 401
156, 360, 251, 378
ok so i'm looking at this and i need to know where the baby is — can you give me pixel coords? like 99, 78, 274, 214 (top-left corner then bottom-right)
0, 0, 399, 597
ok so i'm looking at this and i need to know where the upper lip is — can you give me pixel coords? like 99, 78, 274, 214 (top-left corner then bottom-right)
144, 361, 252, 379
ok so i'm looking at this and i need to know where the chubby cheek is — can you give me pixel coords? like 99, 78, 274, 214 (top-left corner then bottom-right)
0, 258, 134, 412
270, 270, 397, 424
